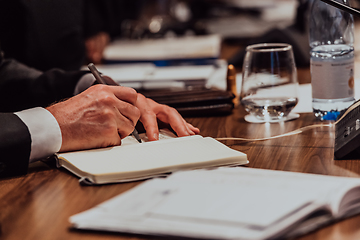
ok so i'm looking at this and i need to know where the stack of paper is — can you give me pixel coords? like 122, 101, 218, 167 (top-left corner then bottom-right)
95, 60, 228, 90
103, 35, 221, 65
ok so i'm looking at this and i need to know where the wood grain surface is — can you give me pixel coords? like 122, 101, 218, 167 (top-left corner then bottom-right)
3, 97, 360, 240
2, 36, 360, 239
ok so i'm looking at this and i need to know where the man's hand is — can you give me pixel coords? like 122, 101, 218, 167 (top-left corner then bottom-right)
136, 93, 200, 141
47, 84, 199, 153
47, 84, 140, 152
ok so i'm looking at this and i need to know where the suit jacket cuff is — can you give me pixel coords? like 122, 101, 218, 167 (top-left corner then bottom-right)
0, 113, 31, 178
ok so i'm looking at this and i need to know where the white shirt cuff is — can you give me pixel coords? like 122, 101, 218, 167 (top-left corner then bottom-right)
74, 73, 96, 95
15, 107, 62, 163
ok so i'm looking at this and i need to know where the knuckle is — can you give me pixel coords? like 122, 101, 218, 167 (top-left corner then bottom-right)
133, 107, 141, 119
128, 87, 138, 96
92, 84, 108, 92
121, 102, 132, 112
99, 94, 115, 106
165, 105, 177, 115
124, 87, 138, 102
102, 108, 115, 119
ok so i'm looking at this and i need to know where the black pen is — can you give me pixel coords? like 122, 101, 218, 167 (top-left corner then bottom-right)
320, 0, 360, 18
88, 63, 142, 143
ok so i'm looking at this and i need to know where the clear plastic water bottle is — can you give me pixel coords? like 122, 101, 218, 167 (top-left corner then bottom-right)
309, 0, 355, 121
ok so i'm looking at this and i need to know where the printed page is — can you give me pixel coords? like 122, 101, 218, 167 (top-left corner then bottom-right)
168, 168, 360, 217
70, 168, 360, 239
146, 182, 314, 227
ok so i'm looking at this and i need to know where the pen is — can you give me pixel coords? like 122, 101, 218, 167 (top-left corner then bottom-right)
320, 0, 360, 18
88, 63, 142, 143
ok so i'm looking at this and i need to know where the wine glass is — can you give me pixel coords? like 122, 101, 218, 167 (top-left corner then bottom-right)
240, 43, 299, 122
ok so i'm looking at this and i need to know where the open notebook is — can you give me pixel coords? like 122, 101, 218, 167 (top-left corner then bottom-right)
56, 130, 248, 185
70, 167, 360, 239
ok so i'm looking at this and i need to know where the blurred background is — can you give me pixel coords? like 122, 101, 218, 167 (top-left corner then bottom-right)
95, 0, 311, 67
91, 0, 314, 67
3, 0, 360, 73
2, 0, 360, 116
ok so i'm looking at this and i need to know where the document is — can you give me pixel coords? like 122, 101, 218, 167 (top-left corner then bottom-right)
103, 35, 221, 62
94, 59, 228, 90
70, 167, 360, 239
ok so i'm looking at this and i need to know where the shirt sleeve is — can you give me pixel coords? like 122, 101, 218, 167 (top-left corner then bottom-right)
73, 73, 96, 95
14, 107, 62, 162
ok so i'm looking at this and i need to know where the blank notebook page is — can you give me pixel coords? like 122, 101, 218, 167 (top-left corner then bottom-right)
59, 135, 246, 176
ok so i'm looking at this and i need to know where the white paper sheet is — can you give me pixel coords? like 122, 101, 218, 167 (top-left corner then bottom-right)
103, 35, 221, 61
86, 60, 228, 90
70, 168, 360, 240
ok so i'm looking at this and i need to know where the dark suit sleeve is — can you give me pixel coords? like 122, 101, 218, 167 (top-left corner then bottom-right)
0, 113, 31, 178
0, 49, 87, 178
0, 58, 87, 112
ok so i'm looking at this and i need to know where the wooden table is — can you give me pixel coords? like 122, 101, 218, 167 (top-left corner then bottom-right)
2, 50, 360, 240
2, 79, 360, 240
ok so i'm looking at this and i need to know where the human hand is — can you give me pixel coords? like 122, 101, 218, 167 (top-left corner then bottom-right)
47, 85, 140, 152
85, 32, 110, 64
135, 93, 200, 141
92, 77, 199, 140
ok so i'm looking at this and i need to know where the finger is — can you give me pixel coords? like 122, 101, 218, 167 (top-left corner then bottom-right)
157, 108, 192, 137
180, 118, 197, 136
182, 119, 196, 135
90, 92, 139, 139
113, 100, 140, 128
141, 113, 160, 141
145, 97, 194, 137
110, 86, 138, 105
90, 85, 140, 135
113, 107, 137, 139
110, 102, 140, 139
187, 122, 200, 134
102, 107, 128, 142
136, 94, 159, 141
